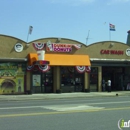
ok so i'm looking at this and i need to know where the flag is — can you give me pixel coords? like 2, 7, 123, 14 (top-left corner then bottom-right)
109, 23, 115, 31
28, 26, 33, 34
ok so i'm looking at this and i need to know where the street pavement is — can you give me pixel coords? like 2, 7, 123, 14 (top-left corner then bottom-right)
0, 91, 130, 101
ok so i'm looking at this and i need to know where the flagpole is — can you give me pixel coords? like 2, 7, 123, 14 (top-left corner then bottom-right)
27, 26, 33, 43
109, 23, 111, 41
26, 32, 29, 43
109, 23, 116, 41
109, 29, 111, 41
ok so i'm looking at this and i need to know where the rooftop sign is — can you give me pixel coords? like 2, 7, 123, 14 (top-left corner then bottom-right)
100, 50, 124, 55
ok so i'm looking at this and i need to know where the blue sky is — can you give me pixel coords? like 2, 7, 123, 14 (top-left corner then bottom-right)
0, 0, 130, 45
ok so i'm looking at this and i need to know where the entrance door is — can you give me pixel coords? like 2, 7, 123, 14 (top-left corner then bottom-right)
74, 71, 84, 92
31, 67, 53, 93
41, 68, 53, 93
102, 66, 124, 91
90, 67, 98, 92
61, 66, 84, 92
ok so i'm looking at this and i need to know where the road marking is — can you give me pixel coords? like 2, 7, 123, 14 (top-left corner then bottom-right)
0, 100, 130, 110
43, 105, 104, 111
87, 100, 130, 105
0, 106, 130, 118
60, 99, 104, 102
0, 105, 104, 111
0, 106, 43, 110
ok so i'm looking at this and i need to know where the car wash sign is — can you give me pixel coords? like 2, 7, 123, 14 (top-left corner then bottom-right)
100, 49, 124, 55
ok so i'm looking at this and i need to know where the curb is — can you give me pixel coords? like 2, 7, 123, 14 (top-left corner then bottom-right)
0, 93, 129, 101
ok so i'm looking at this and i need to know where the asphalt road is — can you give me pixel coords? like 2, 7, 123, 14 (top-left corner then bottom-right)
0, 96, 130, 130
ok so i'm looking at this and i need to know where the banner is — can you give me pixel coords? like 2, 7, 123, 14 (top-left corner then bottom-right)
75, 66, 91, 73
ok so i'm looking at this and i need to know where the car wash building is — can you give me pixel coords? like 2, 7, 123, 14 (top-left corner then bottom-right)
0, 33, 130, 94
87, 40, 130, 92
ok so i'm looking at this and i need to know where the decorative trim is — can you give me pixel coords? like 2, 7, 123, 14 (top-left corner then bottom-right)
38, 65, 50, 72
86, 66, 91, 73
75, 66, 91, 73
75, 66, 86, 73
27, 65, 34, 71
32, 42, 45, 50
27, 65, 50, 72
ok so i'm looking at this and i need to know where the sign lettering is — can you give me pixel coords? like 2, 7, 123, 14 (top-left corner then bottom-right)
100, 50, 124, 55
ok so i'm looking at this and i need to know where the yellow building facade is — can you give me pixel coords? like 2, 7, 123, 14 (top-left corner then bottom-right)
0, 35, 130, 94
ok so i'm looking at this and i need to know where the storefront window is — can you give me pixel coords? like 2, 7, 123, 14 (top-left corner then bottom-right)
90, 67, 98, 84
32, 74, 41, 86
61, 66, 84, 92
89, 67, 98, 92
61, 67, 74, 86
42, 69, 53, 88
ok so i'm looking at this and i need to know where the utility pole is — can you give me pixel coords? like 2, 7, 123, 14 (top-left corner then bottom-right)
86, 30, 90, 45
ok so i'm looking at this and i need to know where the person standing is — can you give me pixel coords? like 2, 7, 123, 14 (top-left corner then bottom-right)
102, 79, 106, 92
127, 82, 130, 90
107, 79, 111, 92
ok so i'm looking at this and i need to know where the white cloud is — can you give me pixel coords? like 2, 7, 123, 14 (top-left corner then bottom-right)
116, 0, 130, 2
107, 0, 130, 5
114, 0, 130, 2
80, 0, 95, 3
50, 0, 95, 6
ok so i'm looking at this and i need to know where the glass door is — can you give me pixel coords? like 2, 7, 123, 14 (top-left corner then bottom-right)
61, 67, 75, 92
74, 71, 84, 92
41, 68, 53, 93
61, 66, 84, 92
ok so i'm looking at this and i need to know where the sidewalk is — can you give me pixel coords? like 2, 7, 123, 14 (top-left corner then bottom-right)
0, 91, 130, 101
